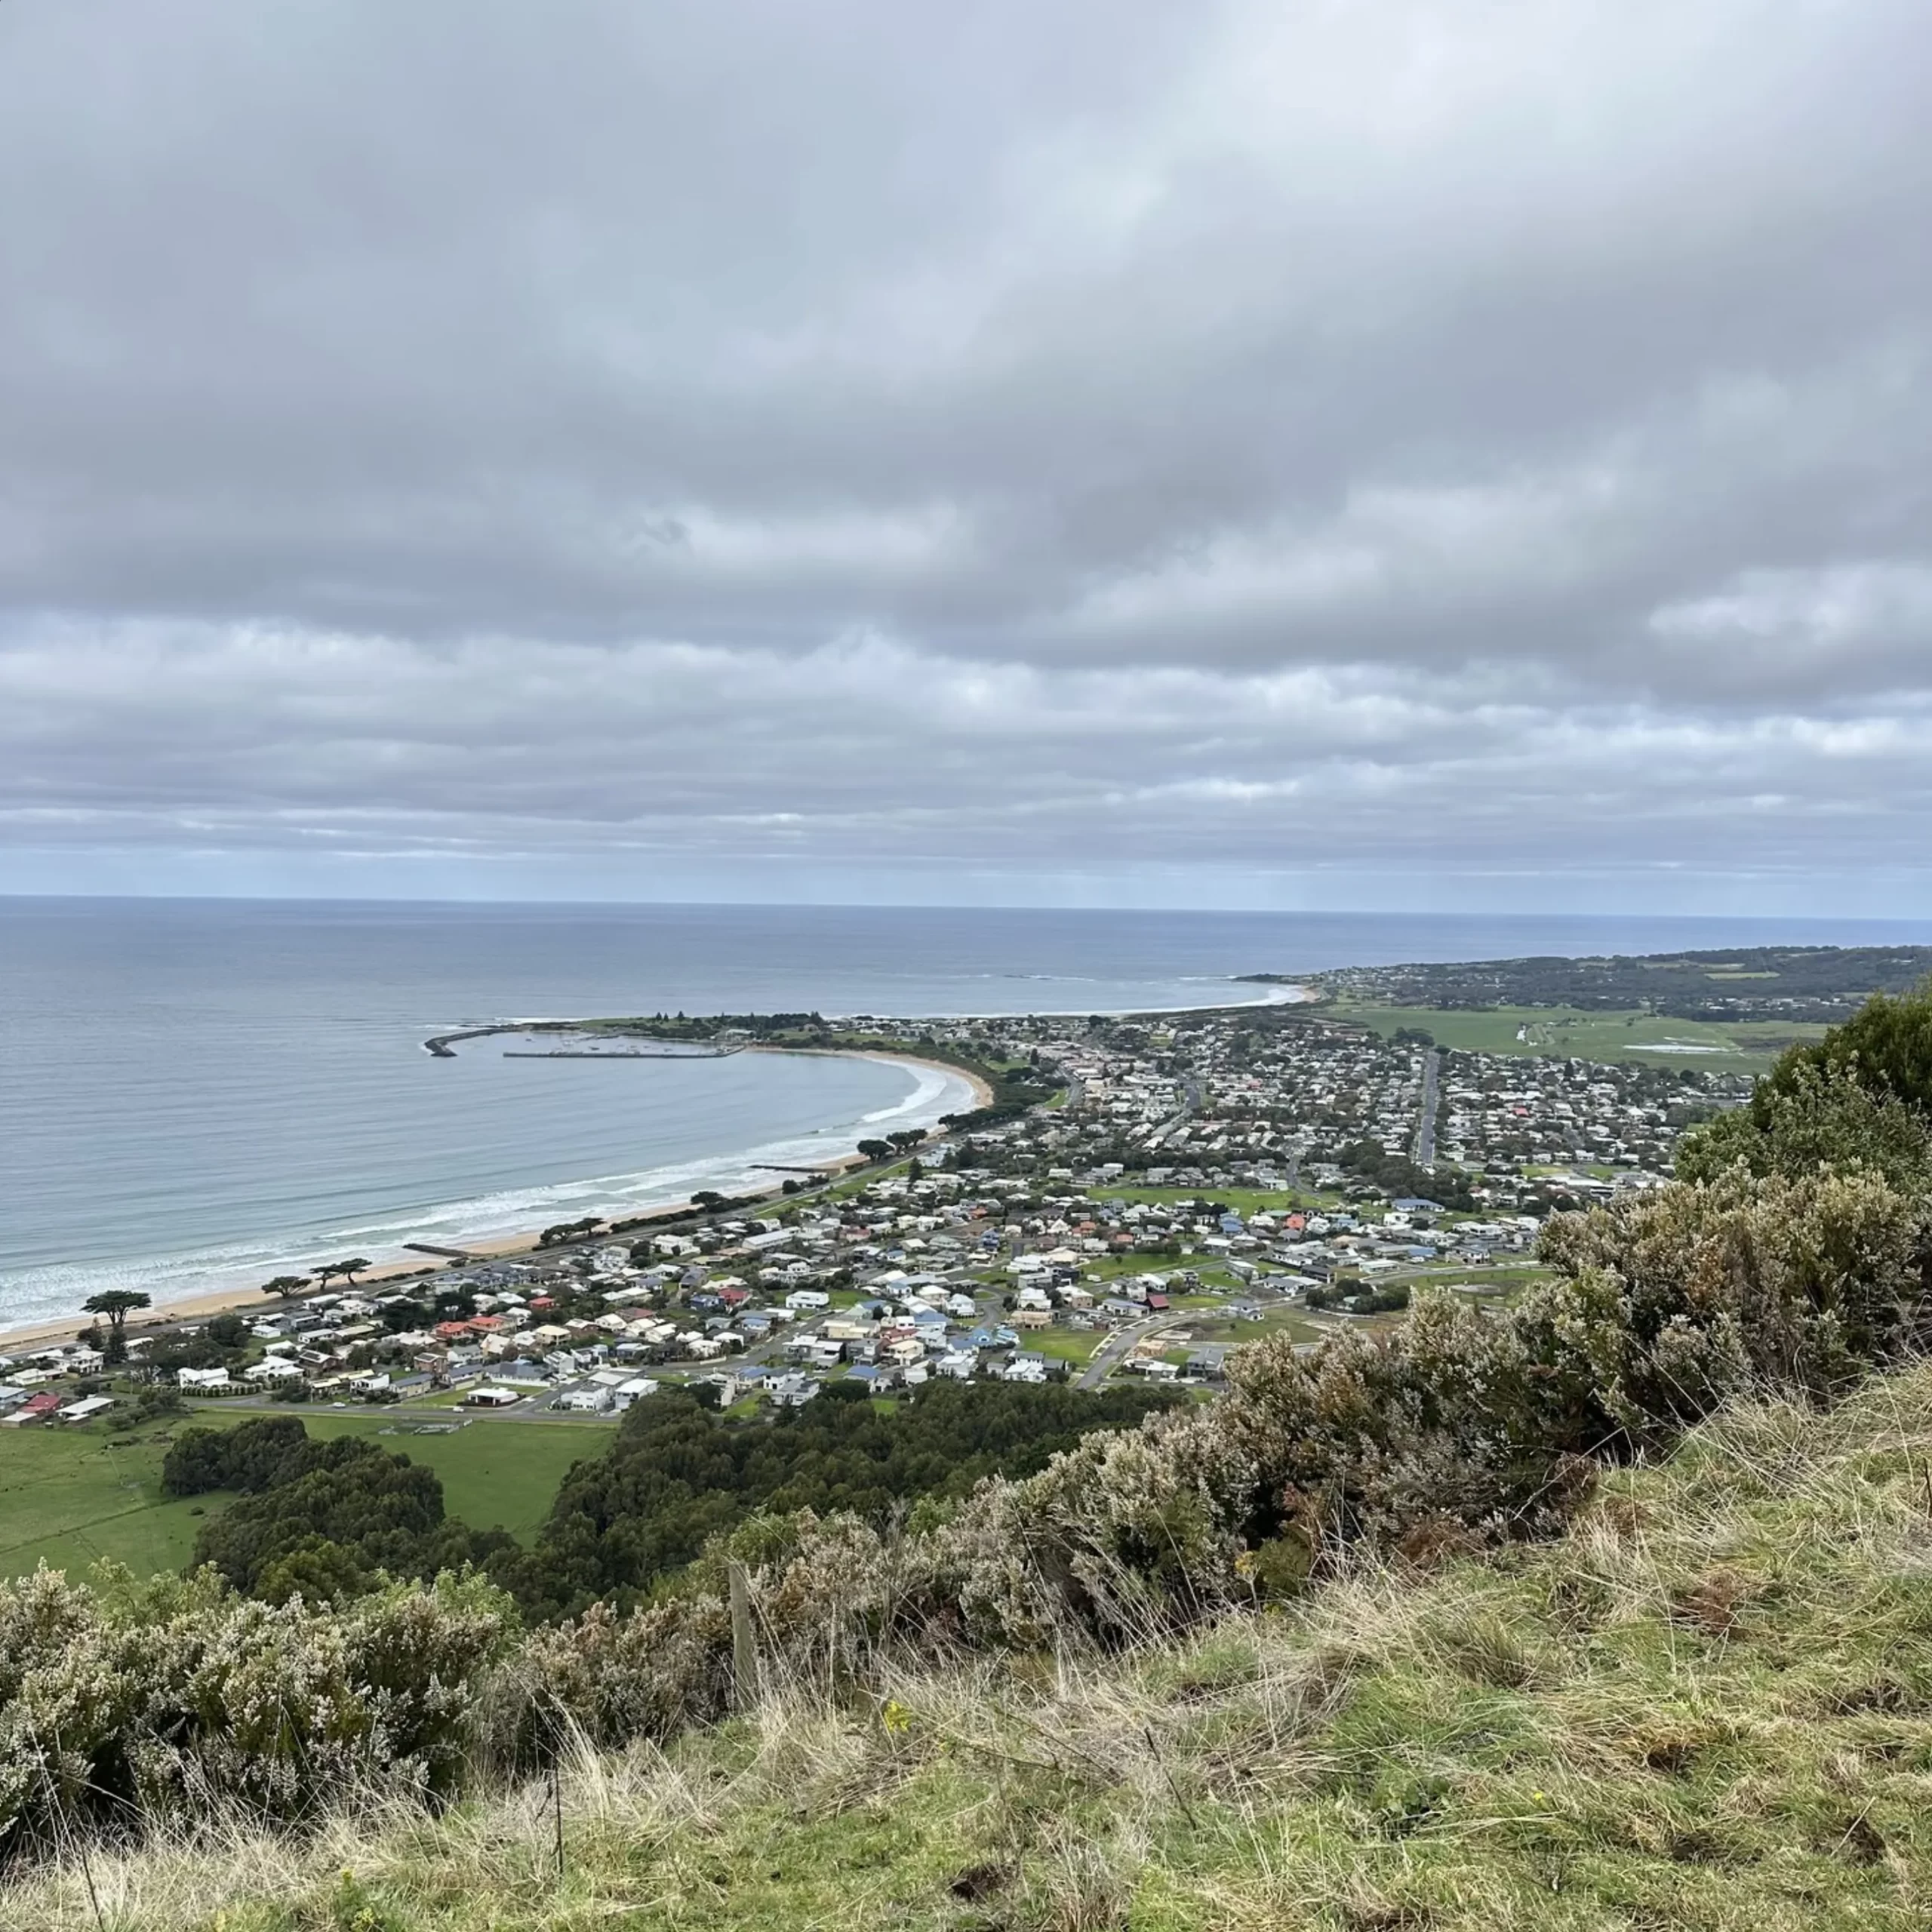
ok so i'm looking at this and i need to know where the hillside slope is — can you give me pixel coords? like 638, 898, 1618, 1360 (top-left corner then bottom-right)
12, 1361, 1932, 1932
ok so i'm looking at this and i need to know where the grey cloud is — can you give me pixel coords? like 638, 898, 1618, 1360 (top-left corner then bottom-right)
2, 0, 1930, 900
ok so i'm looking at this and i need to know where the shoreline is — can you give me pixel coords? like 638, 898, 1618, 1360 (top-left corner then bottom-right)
0, 1047, 992, 1354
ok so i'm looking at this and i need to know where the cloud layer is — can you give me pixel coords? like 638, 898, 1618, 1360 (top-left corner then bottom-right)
4, 0, 1929, 906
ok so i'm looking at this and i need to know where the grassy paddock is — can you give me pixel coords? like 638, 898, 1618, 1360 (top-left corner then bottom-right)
1025, 1328, 1105, 1364
0, 1410, 610, 1581
1334, 999, 1829, 1070
17, 1361, 1932, 1930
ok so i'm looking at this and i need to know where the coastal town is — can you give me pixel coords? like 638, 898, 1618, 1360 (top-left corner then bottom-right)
0, 1003, 1749, 1427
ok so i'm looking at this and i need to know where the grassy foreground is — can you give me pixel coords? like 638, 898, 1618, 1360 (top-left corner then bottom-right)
11, 1362, 1932, 1931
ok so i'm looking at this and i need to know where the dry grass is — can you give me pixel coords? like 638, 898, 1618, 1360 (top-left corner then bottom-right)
11, 1363, 1932, 1930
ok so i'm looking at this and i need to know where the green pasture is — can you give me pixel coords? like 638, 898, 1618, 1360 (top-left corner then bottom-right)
1026, 1328, 1105, 1364
0, 1409, 611, 1583
1334, 1000, 1827, 1069
1172, 1306, 1323, 1347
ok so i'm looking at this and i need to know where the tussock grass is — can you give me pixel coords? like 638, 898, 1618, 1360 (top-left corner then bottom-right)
12, 1364, 1932, 1930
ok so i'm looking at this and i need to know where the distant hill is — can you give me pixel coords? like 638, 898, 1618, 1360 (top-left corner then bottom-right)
1297, 943, 1932, 1022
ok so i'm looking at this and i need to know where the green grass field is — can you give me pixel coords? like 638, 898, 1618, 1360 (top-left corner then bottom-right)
1334, 999, 1828, 1069
0, 1410, 612, 1583
1026, 1328, 1105, 1364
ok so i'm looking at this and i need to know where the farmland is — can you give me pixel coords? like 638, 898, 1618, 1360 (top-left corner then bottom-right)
0, 1408, 611, 1582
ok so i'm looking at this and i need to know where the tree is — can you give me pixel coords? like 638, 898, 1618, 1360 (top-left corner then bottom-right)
188, 1432, 512, 1601
83, 1289, 149, 1364
856, 1139, 891, 1161
82, 1289, 149, 1334
261, 1275, 309, 1300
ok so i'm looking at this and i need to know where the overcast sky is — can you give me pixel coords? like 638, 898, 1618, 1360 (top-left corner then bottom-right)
3, 0, 1929, 912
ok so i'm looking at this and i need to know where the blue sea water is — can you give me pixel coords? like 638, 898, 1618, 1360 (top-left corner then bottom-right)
5, 898, 1932, 1328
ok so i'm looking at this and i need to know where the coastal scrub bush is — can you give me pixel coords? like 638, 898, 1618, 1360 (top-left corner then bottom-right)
1525, 1162, 1932, 1443
1678, 1054, 1932, 1192
1677, 978, 1932, 1190
0, 1564, 515, 1870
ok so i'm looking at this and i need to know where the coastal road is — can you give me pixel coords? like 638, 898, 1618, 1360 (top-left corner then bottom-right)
1078, 1305, 1327, 1389
1413, 1048, 1441, 1168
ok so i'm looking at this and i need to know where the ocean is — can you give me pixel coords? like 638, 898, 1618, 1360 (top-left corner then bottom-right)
6, 898, 1932, 1329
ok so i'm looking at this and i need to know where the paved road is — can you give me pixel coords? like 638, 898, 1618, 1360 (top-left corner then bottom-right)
1413, 1048, 1441, 1167
1076, 1309, 1209, 1389
203, 1395, 618, 1426
1146, 1071, 1204, 1148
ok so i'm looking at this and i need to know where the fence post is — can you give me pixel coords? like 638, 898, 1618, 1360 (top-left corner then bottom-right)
728, 1560, 758, 1710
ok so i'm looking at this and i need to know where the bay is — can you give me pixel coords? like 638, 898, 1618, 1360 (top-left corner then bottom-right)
6, 898, 1931, 1327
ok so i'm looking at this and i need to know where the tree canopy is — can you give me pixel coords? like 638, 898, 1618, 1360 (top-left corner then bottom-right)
165, 1418, 512, 1603
82, 1289, 149, 1329
1678, 979, 1932, 1189
495, 1379, 1179, 1619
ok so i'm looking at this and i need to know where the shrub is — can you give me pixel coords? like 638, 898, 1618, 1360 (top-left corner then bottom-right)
0, 1566, 515, 1867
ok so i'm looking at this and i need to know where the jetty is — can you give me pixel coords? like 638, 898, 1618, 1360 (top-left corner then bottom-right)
423, 1026, 510, 1058
501, 1044, 741, 1059
425, 1023, 743, 1059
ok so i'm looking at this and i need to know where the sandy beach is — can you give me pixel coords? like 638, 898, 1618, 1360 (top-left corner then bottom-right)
0, 1048, 995, 1354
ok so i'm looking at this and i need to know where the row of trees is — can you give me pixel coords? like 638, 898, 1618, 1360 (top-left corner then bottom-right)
72, 1254, 374, 1364
261, 1257, 370, 1296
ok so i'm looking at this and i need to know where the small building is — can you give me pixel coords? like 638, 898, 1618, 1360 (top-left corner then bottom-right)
2, 1392, 66, 1426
